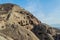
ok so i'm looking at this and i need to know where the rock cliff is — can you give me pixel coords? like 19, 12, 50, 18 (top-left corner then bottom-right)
0, 3, 60, 40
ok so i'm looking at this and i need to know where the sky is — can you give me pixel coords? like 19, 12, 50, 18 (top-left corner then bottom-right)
0, 0, 60, 28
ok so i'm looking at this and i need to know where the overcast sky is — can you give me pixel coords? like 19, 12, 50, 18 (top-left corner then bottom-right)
0, 0, 60, 28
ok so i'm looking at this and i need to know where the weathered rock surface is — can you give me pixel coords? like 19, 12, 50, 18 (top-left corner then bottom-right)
0, 3, 60, 40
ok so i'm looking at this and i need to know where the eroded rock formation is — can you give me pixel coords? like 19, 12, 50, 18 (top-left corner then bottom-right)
0, 3, 60, 40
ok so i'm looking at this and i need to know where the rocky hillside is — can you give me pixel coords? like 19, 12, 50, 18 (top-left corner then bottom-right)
0, 3, 60, 40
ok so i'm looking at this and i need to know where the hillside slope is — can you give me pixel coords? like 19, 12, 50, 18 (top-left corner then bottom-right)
0, 3, 60, 40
